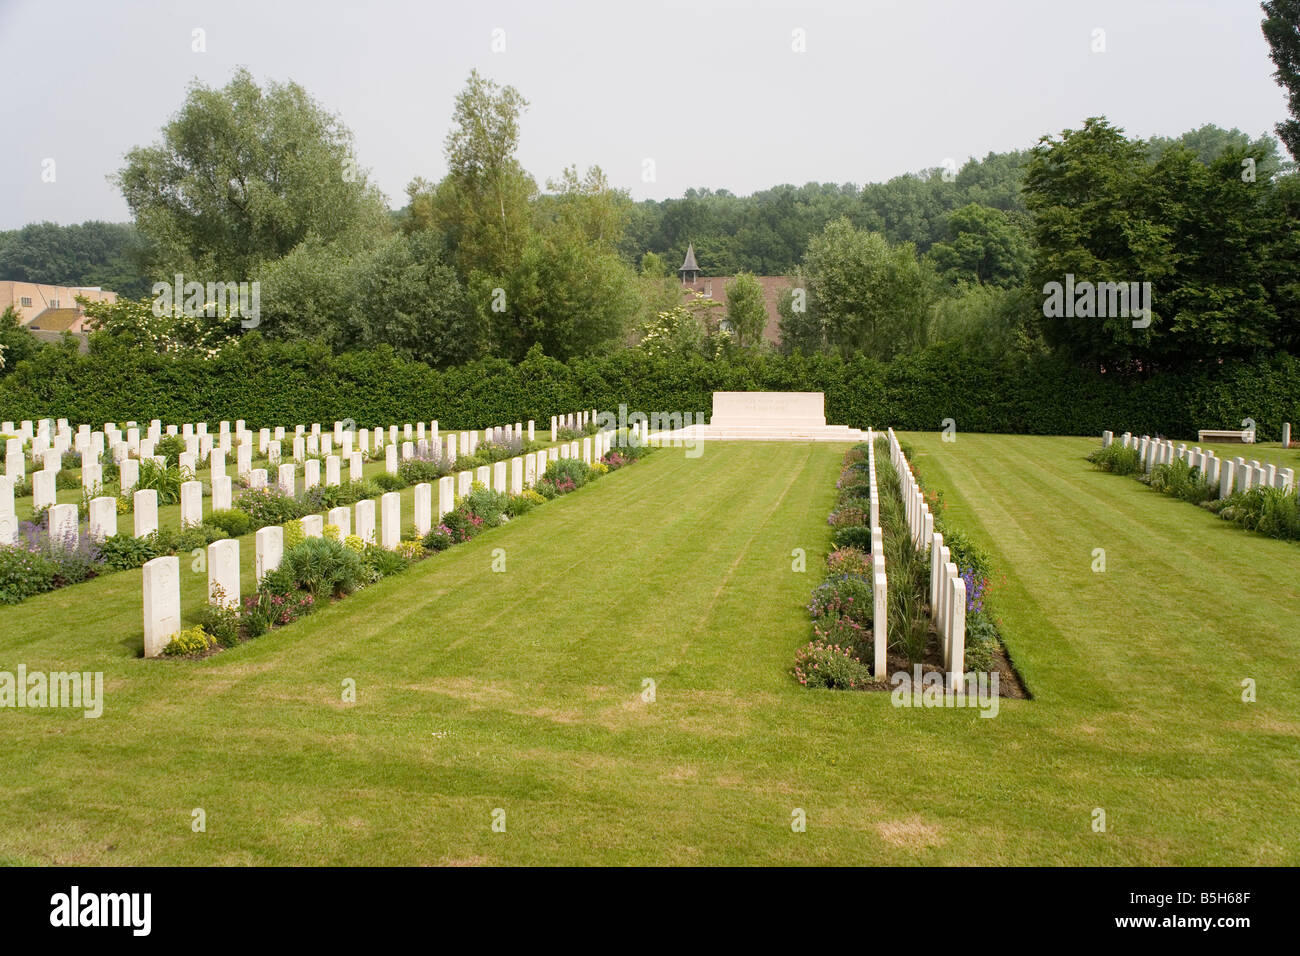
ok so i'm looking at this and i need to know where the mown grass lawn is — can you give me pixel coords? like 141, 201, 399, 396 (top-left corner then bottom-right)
1, 435, 1296, 865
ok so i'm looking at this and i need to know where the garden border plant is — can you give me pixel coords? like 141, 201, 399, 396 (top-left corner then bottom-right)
793, 438, 1023, 693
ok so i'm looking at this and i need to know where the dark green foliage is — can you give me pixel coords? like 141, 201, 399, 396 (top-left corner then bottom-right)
205, 508, 253, 538
372, 473, 407, 492
3, 334, 1297, 439
1149, 459, 1215, 504
279, 537, 365, 598
1087, 443, 1142, 476
154, 434, 186, 462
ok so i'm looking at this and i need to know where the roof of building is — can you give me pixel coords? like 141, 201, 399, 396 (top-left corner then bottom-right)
678, 243, 700, 274
26, 307, 82, 332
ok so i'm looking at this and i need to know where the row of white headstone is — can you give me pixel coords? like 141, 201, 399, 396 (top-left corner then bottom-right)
1102, 431, 1296, 498
1, 414, 558, 543
886, 428, 967, 683
550, 410, 596, 435
864, 430, 888, 679
140, 428, 620, 656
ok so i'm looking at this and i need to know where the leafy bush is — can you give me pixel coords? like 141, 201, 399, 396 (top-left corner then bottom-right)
543, 458, 590, 491
302, 479, 378, 511
939, 526, 993, 583
206, 508, 253, 538
504, 492, 540, 518
236, 486, 306, 528
162, 626, 217, 657
98, 532, 162, 571
398, 457, 448, 484
198, 589, 242, 648
1216, 487, 1300, 541
280, 536, 365, 598
0, 543, 58, 604
831, 525, 873, 551
373, 473, 406, 492
135, 457, 189, 504
154, 434, 186, 462
826, 547, 872, 577
807, 574, 874, 625
463, 485, 510, 526
1087, 442, 1142, 476
362, 544, 410, 580
792, 640, 874, 689
1149, 459, 1214, 504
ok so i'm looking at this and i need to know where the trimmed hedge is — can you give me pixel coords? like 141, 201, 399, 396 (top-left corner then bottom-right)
2, 335, 1298, 439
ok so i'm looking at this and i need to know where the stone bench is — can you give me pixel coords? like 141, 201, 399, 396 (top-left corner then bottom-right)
1197, 429, 1255, 444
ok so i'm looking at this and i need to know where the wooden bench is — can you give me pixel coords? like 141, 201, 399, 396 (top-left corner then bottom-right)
1197, 429, 1255, 443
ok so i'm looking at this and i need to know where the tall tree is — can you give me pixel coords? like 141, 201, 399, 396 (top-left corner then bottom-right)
800, 218, 931, 360
724, 272, 769, 347
437, 70, 536, 278
1262, 1, 1300, 161
116, 68, 389, 278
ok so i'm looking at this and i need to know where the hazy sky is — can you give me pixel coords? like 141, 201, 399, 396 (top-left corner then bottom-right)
0, 0, 1288, 229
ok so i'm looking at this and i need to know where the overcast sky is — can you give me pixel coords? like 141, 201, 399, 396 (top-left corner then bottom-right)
0, 0, 1288, 230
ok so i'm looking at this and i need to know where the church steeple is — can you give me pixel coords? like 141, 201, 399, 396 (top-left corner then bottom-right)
678, 243, 701, 284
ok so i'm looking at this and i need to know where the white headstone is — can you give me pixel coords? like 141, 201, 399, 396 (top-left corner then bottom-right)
349, 452, 363, 483
133, 489, 159, 537
381, 492, 401, 549
142, 555, 181, 658
208, 538, 240, 609
355, 499, 376, 545
302, 514, 323, 538
438, 476, 455, 521
414, 483, 432, 536
180, 479, 203, 527
255, 525, 283, 584
304, 458, 321, 491
32, 470, 56, 510
211, 474, 233, 512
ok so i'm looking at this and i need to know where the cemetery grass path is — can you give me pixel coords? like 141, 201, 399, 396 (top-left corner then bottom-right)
1, 437, 1297, 864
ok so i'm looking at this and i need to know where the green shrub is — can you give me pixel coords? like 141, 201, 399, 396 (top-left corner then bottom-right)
792, 640, 874, 689
398, 458, 447, 484
236, 486, 306, 528
162, 626, 217, 657
362, 544, 410, 580
938, 526, 993, 582
543, 458, 590, 492
1149, 459, 1214, 504
1217, 487, 1300, 541
98, 533, 162, 571
280, 536, 365, 598
373, 473, 406, 492
134, 457, 189, 504
1087, 442, 1142, 476
206, 508, 253, 538
807, 574, 874, 625
154, 435, 186, 462
831, 525, 873, 551
464, 486, 510, 526
0, 545, 58, 604
197, 590, 242, 648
